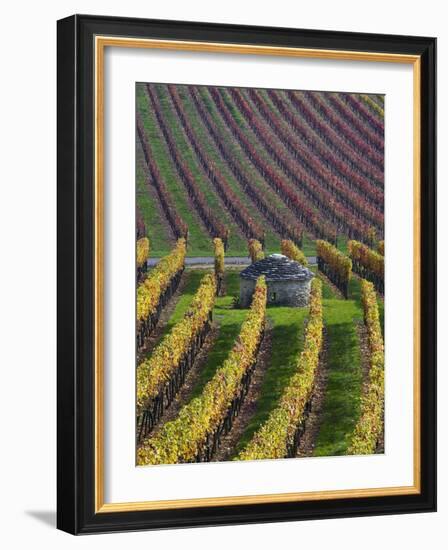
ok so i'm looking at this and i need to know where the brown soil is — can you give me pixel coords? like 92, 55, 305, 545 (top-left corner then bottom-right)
211, 322, 274, 463
296, 328, 330, 457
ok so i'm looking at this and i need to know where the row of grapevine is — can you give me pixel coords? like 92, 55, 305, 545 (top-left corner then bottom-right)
137, 116, 189, 240
343, 94, 384, 136
239, 278, 323, 460
230, 88, 380, 241
137, 276, 267, 465
263, 89, 384, 215
145, 85, 230, 247
348, 279, 384, 454
136, 238, 186, 351
295, 92, 383, 184
360, 94, 384, 118
136, 237, 150, 281
231, 90, 382, 243
316, 239, 352, 298
213, 237, 225, 295
307, 92, 383, 169
326, 93, 384, 156
209, 88, 338, 244
248, 239, 265, 263
287, 91, 383, 193
281, 239, 308, 266
137, 273, 217, 440
167, 85, 265, 244
348, 240, 384, 294
258, 90, 384, 228
189, 87, 304, 247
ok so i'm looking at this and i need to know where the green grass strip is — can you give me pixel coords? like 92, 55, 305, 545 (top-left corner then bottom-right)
187, 270, 247, 399
233, 305, 308, 456
157, 270, 209, 340
313, 276, 363, 456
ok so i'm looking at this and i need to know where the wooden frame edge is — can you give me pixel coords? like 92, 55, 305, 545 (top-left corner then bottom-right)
93, 35, 423, 514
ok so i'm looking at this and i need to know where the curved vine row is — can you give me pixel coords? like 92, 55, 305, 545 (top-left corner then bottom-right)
348, 279, 384, 454
209, 87, 337, 244
167, 84, 265, 243
137, 273, 217, 438
137, 276, 267, 465
321, 93, 384, 164
239, 277, 323, 460
146, 85, 230, 247
265, 89, 384, 210
316, 239, 352, 298
348, 240, 384, 293
299, 90, 384, 183
229, 88, 378, 241
343, 94, 384, 136
189, 87, 304, 247
137, 116, 188, 240
136, 238, 186, 350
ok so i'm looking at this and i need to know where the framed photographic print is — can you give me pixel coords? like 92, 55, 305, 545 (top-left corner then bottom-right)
57, 14, 436, 534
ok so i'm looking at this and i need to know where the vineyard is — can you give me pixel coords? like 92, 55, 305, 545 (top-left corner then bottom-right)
135, 82, 385, 465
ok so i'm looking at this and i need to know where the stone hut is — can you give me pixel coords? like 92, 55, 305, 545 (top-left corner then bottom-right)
239, 254, 314, 308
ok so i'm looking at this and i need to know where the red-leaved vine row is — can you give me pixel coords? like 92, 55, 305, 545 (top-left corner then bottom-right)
145, 84, 230, 247
342, 94, 384, 136
137, 116, 189, 240
286, 90, 384, 193
228, 88, 378, 241
268, 90, 383, 202
321, 93, 384, 164
301, 91, 384, 179
188, 87, 304, 247
167, 84, 265, 244
247, 89, 384, 228
209, 87, 338, 244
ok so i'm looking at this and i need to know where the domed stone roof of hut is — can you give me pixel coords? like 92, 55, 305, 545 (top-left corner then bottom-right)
240, 254, 314, 282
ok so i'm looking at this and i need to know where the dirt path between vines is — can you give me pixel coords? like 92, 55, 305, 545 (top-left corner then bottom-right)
296, 329, 330, 457
211, 323, 274, 463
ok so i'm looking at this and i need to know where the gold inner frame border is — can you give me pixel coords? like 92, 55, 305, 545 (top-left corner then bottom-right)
94, 36, 421, 513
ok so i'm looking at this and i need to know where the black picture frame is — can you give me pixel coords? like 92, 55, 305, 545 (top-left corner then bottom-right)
57, 14, 436, 535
